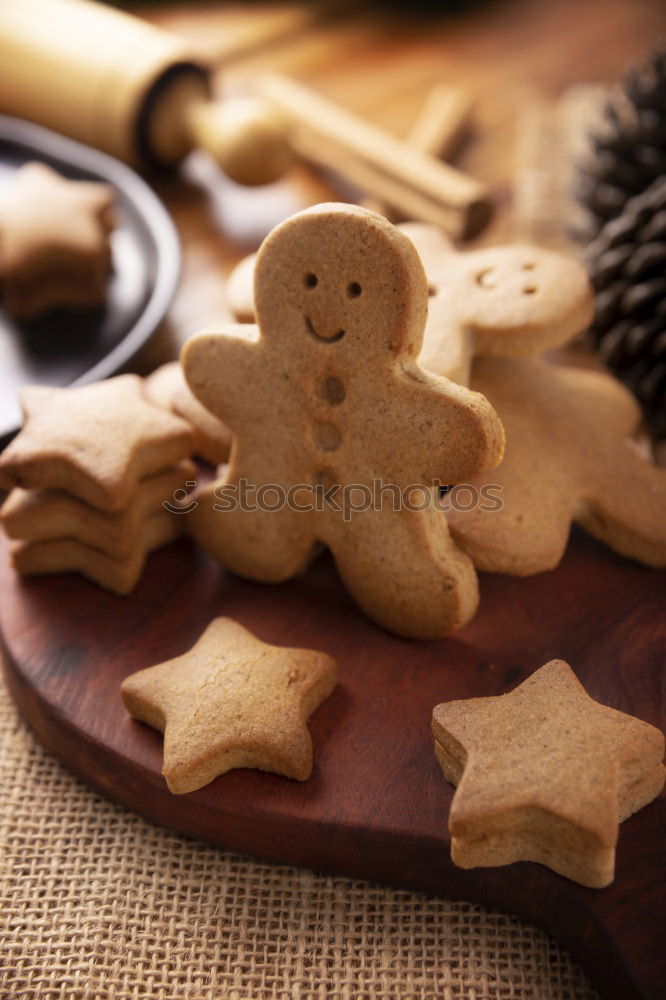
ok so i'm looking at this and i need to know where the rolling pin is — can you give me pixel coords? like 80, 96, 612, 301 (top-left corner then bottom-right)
0, 0, 291, 184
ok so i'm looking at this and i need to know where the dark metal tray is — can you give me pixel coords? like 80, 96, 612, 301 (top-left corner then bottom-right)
0, 115, 180, 444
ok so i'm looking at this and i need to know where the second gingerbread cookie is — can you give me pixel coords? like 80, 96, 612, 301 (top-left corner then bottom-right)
182, 204, 504, 639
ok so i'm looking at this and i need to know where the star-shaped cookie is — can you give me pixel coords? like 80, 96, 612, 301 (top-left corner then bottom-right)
1, 460, 196, 556
10, 508, 184, 595
0, 375, 194, 511
432, 660, 665, 888
0, 162, 115, 319
121, 617, 338, 793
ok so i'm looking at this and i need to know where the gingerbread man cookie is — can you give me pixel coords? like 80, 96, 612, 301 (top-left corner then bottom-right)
432, 660, 665, 888
0, 162, 115, 319
401, 223, 594, 384
446, 356, 666, 573
225, 222, 594, 385
183, 204, 504, 639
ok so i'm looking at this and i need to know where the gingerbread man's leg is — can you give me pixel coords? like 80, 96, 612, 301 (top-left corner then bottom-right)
189, 461, 317, 583
325, 503, 479, 639
577, 449, 666, 568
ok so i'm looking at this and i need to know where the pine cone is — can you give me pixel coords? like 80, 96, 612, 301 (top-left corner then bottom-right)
586, 177, 666, 437
577, 46, 666, 235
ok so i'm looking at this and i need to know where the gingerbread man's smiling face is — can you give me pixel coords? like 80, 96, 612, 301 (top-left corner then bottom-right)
253, 203, 429, 365
452, 245, 593, 355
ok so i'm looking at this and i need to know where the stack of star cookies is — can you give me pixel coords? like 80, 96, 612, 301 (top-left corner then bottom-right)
0, 374, 195, 594
432, 659, 665, 888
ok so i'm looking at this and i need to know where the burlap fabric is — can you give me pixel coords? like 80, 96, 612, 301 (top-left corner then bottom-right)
0, 669, 597, 1000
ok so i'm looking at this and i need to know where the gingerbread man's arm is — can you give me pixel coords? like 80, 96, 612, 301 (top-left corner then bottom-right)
181, 325, 264, 428
578, 445, 666, 568
390, 364, 505, 485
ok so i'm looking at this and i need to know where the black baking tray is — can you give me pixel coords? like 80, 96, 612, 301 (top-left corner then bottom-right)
0, 115, 180, 445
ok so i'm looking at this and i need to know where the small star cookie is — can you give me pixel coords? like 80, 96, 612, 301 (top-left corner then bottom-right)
0, 162, 115, 319
121, 617, 338, 793
0, 375, 194, 511
432, 660, 665, 888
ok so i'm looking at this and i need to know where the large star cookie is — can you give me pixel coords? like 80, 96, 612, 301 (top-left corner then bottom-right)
121, 617, 338, 793
432, 660, 665, 888
0, 375, 193, 511
0, 162, 115, 318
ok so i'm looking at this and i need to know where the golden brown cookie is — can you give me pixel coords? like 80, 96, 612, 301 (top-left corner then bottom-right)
226, 251, 257, 324
144, 362, 232, 465
1, 460, 196, 556
0, 375, 193, 512
225, 222, 594, 385
0, 162, 115, 319
183, 203, 505, 639
143, 361, 183, 412
432, 659, 665, 888
120, 616, 338, 793
402, 223, 594, 383
10, 507, 184, 595
447, 356, 666, 573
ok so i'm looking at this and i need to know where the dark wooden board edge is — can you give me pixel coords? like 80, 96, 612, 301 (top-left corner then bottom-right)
3, 631, 663, 1000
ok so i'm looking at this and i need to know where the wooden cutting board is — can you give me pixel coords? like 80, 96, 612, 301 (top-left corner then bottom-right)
0, 528, 664, 1000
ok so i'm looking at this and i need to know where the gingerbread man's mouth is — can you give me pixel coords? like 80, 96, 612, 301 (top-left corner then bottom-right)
305, 316, 345, 343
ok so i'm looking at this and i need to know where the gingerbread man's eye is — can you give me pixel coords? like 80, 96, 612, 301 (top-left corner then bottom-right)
347, 281, 362, 298
305, 273, 318, 288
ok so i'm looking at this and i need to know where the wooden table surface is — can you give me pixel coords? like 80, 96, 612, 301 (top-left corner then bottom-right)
132, 0, 665, 368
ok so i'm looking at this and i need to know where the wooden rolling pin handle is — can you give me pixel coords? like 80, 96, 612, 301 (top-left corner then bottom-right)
185, 96, 293, 186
